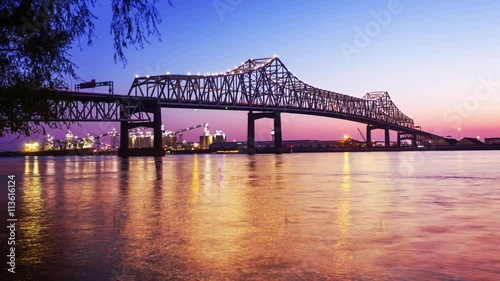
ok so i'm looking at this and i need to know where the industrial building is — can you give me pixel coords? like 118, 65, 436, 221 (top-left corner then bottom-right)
485, 138, 500, 145
433, 138, 459, 146
128, 124, 226, 150
456, 137, 484, 146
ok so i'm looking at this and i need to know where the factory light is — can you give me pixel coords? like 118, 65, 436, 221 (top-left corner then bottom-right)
24, 142, 40, 152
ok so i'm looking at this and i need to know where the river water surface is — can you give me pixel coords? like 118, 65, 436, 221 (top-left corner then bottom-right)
1, 151, 499, 280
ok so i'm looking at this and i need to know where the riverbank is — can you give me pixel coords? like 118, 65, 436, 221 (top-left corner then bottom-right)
2, 144, 499, 157
0, 149, 117, 157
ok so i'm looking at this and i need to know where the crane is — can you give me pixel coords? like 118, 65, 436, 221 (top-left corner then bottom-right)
357, 128, 366, 142
173, 123, 209, 143
93, 128, 120, 150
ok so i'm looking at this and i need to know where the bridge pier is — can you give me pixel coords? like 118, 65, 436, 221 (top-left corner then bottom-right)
153, 105, 163, 154
366, 125, 372, 147
118, 102, 164, 157
119, 121, 130, 154
247, 112, 256, 150
247, 111, 283, 153
273, 111, 283, 149
366, 125, 392, 147
385, 127, 390, 147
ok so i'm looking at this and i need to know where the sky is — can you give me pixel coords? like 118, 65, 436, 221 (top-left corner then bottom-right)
2, 0, 500, 150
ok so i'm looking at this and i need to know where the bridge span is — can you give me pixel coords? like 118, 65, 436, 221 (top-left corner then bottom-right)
3, 57, 443, 156
126, 56, 441, 155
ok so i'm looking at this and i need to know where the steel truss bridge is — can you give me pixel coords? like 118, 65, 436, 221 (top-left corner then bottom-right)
128, 56, 441, 153
3, 57, 443, 156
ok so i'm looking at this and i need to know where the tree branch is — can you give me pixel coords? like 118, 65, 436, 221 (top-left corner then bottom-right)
0, 0, 35, 27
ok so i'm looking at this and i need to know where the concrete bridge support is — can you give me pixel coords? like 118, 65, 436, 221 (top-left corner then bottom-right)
366, 125, 373, 147
247, 111, 282, 153
385, 127, 390, 147
118, 102, 164, 157
366, 125, 391, 147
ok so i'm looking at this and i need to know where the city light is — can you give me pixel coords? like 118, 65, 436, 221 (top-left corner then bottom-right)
24, 142, 39, 152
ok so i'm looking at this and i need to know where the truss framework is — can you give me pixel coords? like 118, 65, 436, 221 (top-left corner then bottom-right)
128, 57, 415, 129
2, 91, 154, 122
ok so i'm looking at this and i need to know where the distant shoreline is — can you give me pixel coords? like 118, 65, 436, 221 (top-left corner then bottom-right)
238, 144, 500, 154
1, 144, 500, 157
0, 148, 116, 157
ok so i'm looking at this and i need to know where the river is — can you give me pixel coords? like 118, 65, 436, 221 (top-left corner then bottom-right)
1, 151, 499, 280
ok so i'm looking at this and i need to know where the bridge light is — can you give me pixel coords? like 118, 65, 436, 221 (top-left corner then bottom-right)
197, 72, 200, 75
166, 72, 170, 75
135, 74, 139, 78
225, 106, 228, 110
187, 72, 191, 75
146, 75, 150, 78
344, 135, 349, 140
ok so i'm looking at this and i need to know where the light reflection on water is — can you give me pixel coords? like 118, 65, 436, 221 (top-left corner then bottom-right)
1, 151, 499, 280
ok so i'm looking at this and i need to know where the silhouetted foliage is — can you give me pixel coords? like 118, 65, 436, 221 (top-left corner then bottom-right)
0, 0, 171, 137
